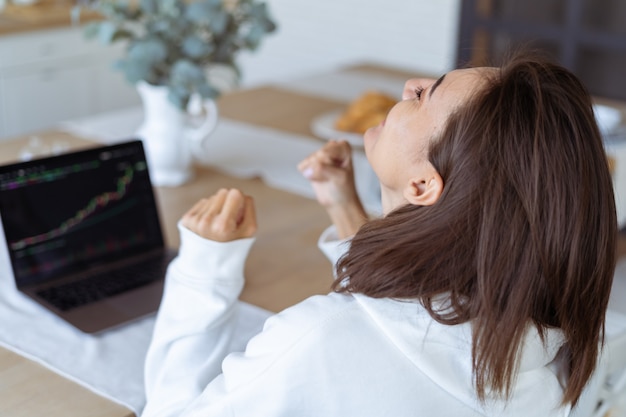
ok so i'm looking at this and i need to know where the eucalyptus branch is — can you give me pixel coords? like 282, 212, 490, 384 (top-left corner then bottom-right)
77, 0, 276, 109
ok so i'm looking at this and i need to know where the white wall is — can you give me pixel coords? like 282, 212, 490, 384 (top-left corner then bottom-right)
237, 0, 462, 86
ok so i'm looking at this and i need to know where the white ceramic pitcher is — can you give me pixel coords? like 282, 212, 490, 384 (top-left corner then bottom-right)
135, 81, 219, 187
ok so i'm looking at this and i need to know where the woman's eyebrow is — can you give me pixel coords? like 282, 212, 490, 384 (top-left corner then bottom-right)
429, 74, 446, 99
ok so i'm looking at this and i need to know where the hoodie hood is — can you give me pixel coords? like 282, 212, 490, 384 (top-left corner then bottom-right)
352, 293, 568, 416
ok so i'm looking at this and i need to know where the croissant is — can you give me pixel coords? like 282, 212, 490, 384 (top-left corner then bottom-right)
334, 91, 397, 134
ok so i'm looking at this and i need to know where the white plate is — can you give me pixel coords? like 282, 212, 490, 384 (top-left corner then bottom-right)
310, 110, 365, 147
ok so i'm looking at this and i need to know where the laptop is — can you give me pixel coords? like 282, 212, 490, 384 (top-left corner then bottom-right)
0, 140, 176, 333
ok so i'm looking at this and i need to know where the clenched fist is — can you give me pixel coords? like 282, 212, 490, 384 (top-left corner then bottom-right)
181, 188, 257, 242
298, 140, 368, 239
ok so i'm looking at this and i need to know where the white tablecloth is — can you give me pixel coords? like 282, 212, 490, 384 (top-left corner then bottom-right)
0, 241, 271, 414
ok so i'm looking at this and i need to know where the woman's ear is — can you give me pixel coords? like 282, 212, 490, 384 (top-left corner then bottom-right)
403, 169, 443, 206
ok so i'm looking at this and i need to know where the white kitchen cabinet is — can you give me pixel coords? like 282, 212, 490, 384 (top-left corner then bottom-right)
0, 25, 140, 140
0, 56, 94, 138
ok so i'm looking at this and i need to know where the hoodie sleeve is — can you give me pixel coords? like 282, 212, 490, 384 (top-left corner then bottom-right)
317, 225, 351, 268
142, 221, 255, 417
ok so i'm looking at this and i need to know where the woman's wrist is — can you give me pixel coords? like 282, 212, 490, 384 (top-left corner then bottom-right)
326, 200, 368, 239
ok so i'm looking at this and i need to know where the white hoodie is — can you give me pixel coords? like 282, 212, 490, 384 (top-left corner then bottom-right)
141, 223, 570, 417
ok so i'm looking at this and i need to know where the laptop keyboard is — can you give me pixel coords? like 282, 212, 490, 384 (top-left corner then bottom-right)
36, 255, 172, 312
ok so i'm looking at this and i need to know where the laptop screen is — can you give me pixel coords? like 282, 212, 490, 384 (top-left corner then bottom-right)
0, 140, 166, 287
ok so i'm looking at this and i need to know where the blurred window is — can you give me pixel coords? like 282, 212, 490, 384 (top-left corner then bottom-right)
457, 0, 626, 101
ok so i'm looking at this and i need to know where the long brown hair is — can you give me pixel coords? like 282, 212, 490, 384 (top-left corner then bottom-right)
333, 53, 617, 405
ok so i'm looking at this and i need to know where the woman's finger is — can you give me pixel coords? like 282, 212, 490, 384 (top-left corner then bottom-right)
221, 189, 246, 225
238, 195, 258, 237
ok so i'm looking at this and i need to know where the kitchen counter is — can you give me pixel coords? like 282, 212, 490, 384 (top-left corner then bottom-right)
0, 0, 101, 35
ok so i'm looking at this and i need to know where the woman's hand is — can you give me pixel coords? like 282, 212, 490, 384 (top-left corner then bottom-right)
298, 140, 360, 208
298, 140, 368, 239
181, 188, 257, 242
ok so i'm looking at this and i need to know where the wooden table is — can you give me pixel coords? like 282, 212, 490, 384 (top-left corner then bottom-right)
1, 63, 626, 417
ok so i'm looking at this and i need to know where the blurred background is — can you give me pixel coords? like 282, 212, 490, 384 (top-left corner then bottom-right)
237, 0, 461, 86
228, 0, 626, 103
0, 0, 625, 139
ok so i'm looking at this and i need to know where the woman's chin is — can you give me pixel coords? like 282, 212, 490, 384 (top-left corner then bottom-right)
363, 127, 378, 159
364, 124, 380, 143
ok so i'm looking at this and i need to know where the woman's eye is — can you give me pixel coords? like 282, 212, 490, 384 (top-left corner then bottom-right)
414, 87, 424, 101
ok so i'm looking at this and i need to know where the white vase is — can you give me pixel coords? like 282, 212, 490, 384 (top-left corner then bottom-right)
135, 81, 219, 187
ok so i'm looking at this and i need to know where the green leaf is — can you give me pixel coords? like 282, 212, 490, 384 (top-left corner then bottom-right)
111, 29, 135, 42
196, 82, 220, 99
167, 86, 190, 109
116, 59, 154, 84
249, 3, 267, 19
159, 0, 182, 17
140, 0, 157, 14
185, 2, 219, 24
97, 21, 119, 44
128, 39, 168, 63
83, 22, 102, 40
182, 36, 214, 59
170, 59, 206, 88
250, 3, 277, 33
245, 25, 266, 49
150, 19, 172, 34
168, 18, 190, 37
98, 1, 131, 20
209, 11, 229, 34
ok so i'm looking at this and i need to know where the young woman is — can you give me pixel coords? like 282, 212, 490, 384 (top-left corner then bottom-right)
141, 54, 616, 417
